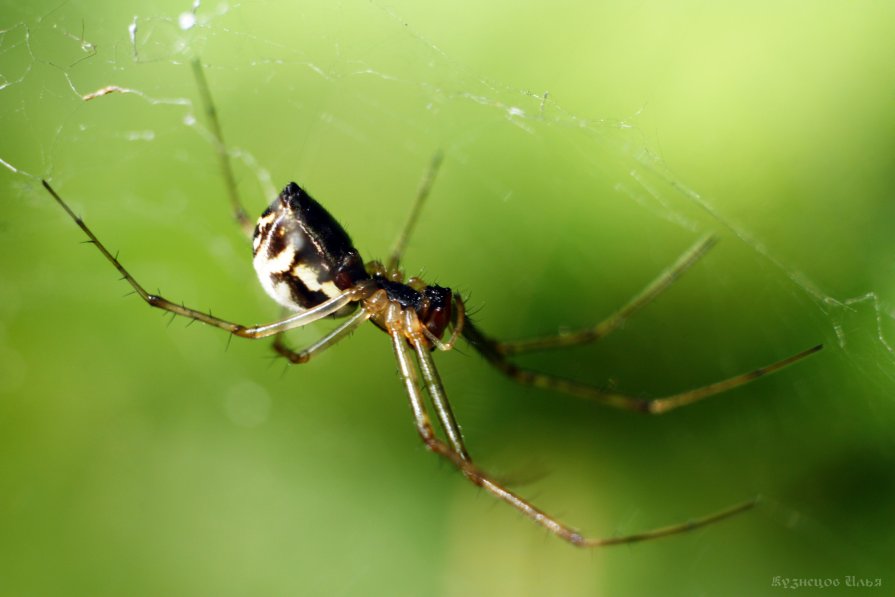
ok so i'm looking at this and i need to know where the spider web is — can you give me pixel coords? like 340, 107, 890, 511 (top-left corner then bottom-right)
1, 1, 893, 595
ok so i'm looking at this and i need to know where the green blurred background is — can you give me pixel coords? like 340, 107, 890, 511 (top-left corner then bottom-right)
1, 1, 893, 595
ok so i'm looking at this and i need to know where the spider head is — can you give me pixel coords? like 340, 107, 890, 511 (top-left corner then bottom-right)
417, 285, 453, 344
252, 182, 369, 312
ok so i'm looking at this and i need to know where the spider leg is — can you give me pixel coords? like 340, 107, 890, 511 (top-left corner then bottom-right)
407, 313, 469, 461
274, 308, 371, 364
443, 293, 466, 351
43, 180, 372, 339
386, 306, 755, 546
499, 234, 718, 355
191, 58, 254, 238
386, 151, 443, 272
463, 317, 822, 414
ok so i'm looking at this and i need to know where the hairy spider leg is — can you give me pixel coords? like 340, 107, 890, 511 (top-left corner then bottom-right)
387, 151, 444, 273
191, 58, 253, 237
498, 234, 719, 355
410, 323, 469, 460
386, 301, 756, 547
273, 308, 372, 364
42, 180, 371, 339
463, 317, 822, 414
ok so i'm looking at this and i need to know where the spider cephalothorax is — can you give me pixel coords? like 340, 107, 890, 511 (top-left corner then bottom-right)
365, 276, 455, 349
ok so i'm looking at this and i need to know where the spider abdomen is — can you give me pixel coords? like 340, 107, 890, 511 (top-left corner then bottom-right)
252, 182, 369, 312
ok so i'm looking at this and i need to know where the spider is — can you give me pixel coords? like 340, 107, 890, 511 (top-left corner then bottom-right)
41, 60, 822, 548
